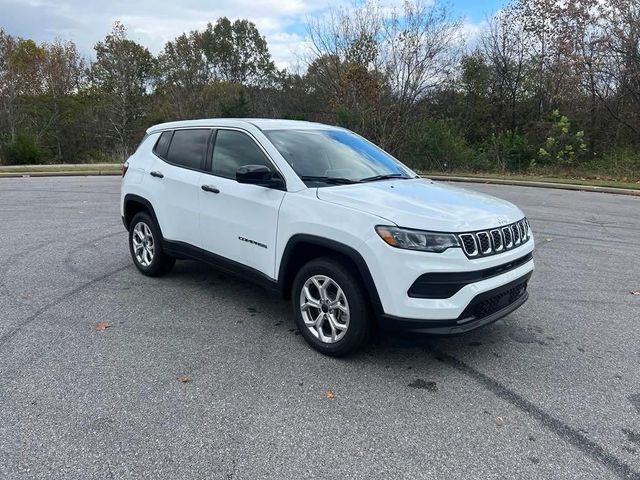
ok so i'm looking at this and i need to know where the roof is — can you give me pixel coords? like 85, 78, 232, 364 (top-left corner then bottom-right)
146, 118, 338, 134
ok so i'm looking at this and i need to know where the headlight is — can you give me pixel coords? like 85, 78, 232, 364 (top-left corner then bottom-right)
375, 226, 460, 253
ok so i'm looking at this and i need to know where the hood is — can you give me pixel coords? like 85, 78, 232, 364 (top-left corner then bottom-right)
316, 179, 524, 232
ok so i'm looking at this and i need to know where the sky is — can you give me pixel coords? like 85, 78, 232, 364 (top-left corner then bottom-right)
0, 0, 503, 70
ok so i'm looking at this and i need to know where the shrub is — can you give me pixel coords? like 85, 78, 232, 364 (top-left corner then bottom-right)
579, 149, 640, 180
404, 119, 475, 172
477, 131, 533, 172
536, 110, 588, 168
1, 131, 45, 165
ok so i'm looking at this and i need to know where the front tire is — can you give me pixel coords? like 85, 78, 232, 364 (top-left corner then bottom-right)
292, 257, 371, 356
128, 212, 175, 277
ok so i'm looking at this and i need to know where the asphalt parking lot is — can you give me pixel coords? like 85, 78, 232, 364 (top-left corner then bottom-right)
0, 176, 639, 479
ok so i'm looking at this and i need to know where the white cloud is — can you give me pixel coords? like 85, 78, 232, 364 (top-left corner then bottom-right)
1, 0, 349, 68
1, 0, 491, 69
457, 18, 487, 48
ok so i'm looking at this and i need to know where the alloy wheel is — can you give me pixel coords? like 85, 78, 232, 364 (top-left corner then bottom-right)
299, 274, 350, 343
132, 221, 155, 267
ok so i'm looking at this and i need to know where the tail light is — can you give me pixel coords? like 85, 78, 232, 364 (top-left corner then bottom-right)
121, 162, 129, 177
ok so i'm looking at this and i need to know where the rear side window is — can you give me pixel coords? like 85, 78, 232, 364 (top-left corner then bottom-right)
211, 130, 272, 178
165, 129, 210, 170
153, 131, 173, 159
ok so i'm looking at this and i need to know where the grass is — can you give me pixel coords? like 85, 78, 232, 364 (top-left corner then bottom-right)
0, 163, 121, 174
0, 163, 638, 191
424, 171, 640, 191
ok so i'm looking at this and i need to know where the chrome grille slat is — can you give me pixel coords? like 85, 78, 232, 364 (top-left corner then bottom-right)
511, 224, 521, 245
490, 229, 504, 252
502, 227, 512, 248
476, 232, 492, 254
459, 233, 478, 257
458, 218, 531, 258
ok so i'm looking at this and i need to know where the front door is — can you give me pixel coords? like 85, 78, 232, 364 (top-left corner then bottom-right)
198, 129, 285, 279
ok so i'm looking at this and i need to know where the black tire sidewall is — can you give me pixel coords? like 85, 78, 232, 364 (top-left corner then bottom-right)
292, 257, 370, 357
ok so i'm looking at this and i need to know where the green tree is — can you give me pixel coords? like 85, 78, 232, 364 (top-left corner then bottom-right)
90, 22, 155, 159
199, 18, 277, 86
0, 31, 47, 141
156, 32, 209, 119
459, 53, 491, 143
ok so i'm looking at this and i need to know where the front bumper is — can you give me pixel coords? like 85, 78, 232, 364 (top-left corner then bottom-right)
379, 272, 531, 334
360, 231, 535, 327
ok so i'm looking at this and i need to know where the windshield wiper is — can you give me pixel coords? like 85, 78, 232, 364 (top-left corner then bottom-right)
359, 173, 411, 182
299, 175, 359, 185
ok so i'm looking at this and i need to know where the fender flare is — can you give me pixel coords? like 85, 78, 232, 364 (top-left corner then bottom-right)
123, 194, 161, 233
278, 234, 384, 316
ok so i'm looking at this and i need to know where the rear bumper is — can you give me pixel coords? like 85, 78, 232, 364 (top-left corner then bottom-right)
379, 272, 531, 335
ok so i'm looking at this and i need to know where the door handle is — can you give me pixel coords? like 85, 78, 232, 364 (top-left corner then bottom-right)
150, 171, 164, 178
201, 185, 220, 194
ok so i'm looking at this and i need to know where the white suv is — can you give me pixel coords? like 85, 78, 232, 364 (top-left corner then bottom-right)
121, 119, 534, 356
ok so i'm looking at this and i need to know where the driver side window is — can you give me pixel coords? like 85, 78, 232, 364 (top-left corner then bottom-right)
211, 130, 273, 179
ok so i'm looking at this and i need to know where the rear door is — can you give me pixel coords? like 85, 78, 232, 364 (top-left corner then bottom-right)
147, 128, 211, 247
198, 128, 286, 278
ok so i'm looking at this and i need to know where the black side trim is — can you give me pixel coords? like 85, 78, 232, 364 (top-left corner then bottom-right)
408, 252, 533, 299
380, 272, 532, 335
123, 194, 160, 232
278, 234, 384, 315
162, 239, 279, 295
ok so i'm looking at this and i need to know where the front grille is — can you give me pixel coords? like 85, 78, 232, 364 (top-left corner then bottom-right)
458, 218, 531, 258
458, 278, 529, 321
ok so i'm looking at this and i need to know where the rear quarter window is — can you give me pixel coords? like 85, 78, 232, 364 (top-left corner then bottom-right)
153, 131, 173, 159
165, 129, 210, 170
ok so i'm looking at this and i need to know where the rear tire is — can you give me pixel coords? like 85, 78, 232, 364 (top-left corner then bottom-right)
128, 212, 175, 277
292, 257, 371, 357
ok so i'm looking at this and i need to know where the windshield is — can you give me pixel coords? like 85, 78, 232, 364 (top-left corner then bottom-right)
264, 129, 415, 185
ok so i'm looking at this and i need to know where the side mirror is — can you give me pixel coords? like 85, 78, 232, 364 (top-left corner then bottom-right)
236, 165, 284, 189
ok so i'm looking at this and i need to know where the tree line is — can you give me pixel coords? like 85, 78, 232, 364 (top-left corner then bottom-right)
0, 0, 638, 179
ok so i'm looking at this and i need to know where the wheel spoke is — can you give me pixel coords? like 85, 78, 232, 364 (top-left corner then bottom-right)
301, 300, 321, 311
314, 313, 328, 341
303, 285, 321, 306
303, 311, 321, 327
327, 316, 337, 342
311, 277, 325, 300
334, 304, 348, 314
320, 279, 333, 300
327, 312, 347, 331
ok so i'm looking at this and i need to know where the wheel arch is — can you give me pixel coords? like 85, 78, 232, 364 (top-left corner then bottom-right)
278, 234, 383, 316
123, 194, 161, 233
